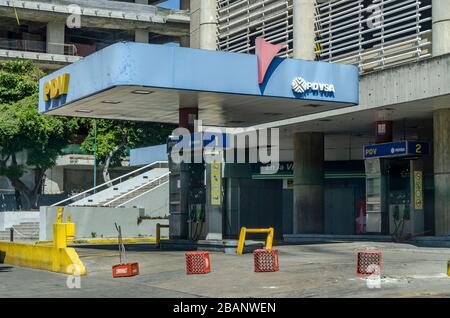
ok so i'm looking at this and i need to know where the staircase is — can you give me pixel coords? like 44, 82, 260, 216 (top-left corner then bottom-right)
99, 173, 169, 207
52, 161, 170, 208
0, 222, 40, 241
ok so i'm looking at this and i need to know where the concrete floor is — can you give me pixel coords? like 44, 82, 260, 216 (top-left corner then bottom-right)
1, 242, 450, 298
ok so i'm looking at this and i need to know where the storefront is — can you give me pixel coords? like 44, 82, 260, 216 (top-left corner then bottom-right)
39, 41, 361, 241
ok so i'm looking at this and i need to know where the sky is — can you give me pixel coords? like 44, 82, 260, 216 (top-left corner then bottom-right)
158, 0, 180, 9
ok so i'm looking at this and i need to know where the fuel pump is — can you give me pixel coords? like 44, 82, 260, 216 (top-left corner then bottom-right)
364, 140, 429, 237
388, 160, 411, 240
186, 163, 206, 240
167, 135, 206, 241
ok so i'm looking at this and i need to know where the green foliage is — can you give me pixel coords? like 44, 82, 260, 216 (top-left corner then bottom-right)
0, 59, 77, 208
0, 59, 44, 104
0, 94, 78, 175
82, 119, 175, 168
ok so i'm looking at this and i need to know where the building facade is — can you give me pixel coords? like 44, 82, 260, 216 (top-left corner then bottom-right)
35, 0, 450, 240
0, 0, 189, 209
191, 0, 449, 238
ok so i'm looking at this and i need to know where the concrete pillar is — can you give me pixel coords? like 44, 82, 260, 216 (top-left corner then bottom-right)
190, 0, 217, 50
134, 0, 149, 42
135, 29, 149, 43
179, 0, 191, 48
432, 0, 450, 56
293, 0, 315, 60
46, 22, 65, 55
433, 109, 450, 235
293, 132, 325, 234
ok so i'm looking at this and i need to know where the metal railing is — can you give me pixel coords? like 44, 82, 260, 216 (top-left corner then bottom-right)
0, 38, 78, 56
315, 0, 432, 73
217, 0, 433, 74
217, 0, 293, 57
51, 161, 168, 207
102, 172, 170, 207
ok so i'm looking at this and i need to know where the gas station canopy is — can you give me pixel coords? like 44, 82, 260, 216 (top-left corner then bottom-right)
39, 42, 359, 127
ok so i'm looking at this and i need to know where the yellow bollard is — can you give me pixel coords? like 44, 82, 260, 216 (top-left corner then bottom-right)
237, 227, 274, 256
155, 223, 169, 248
53, 223, 67, 249
447, 260, 450, 277
56, 207, 64, 224
66, 214, 75, 242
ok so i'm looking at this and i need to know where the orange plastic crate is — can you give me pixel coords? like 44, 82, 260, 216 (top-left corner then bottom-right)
112, 263, 140, 278
254, 249, 279, 272
356, 251, 382, 276
185, 252, 211, 275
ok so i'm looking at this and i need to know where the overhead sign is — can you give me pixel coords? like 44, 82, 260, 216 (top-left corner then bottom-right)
292, 77, 336, 95
43, 73, 70, 102
364, 141, 429, 159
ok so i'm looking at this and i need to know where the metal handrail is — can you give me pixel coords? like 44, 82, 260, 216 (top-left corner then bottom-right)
119, 180, 169, 208
51, 161, 168, 207
102, 172, 170, 207
0, 38, 78, 56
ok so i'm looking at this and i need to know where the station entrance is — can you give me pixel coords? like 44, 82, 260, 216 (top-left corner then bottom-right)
365, 141, 432, 237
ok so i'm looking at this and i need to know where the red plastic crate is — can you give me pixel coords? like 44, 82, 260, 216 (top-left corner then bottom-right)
356, 251, 382, 276
254, 249, 279, 272
186, 252, 211, 275
112, 262, 140, 278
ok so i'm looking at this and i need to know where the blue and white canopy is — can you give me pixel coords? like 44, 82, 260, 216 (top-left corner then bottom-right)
39, 42, 359, 127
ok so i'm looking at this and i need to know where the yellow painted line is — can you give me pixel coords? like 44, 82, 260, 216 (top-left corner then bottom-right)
36, 237, 169, 246
79, 253, 119, 259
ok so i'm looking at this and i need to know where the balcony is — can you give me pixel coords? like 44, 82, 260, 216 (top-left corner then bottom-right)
0, 0, 189, 37
0, 38, 97, 66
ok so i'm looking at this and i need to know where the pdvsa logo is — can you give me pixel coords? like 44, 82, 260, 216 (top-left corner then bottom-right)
292, 77, 335, 95
43, 73, 70, 102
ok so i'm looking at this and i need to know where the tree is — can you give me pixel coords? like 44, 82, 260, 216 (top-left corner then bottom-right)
0, 60, 77, 209
82, 120, 175, 184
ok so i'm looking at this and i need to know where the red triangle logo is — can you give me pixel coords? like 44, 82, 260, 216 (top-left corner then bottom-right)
256, 38, 287, 85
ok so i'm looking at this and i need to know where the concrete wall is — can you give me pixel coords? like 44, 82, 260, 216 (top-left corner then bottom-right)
43, 166, 64, 194
122, 182, 169, 218
40, 206, 168, 241
0, 211, 40, 231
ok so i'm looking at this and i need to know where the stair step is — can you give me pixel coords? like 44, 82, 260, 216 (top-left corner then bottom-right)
70, 168, 169, 206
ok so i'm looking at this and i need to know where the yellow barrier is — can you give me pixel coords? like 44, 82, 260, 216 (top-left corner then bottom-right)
156, 223, 169, 248
0, 207, 86, 275
237, 227, 274, 256
0, 241, 86, 275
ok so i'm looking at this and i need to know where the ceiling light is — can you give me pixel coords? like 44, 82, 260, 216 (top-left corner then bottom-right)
102, 100, 122, 104
132, 90, 154, 95
75, 109, 93, 113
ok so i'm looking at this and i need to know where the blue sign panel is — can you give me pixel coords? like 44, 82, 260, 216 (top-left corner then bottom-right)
167, 132, 230, 153
364, 141, 429, 159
